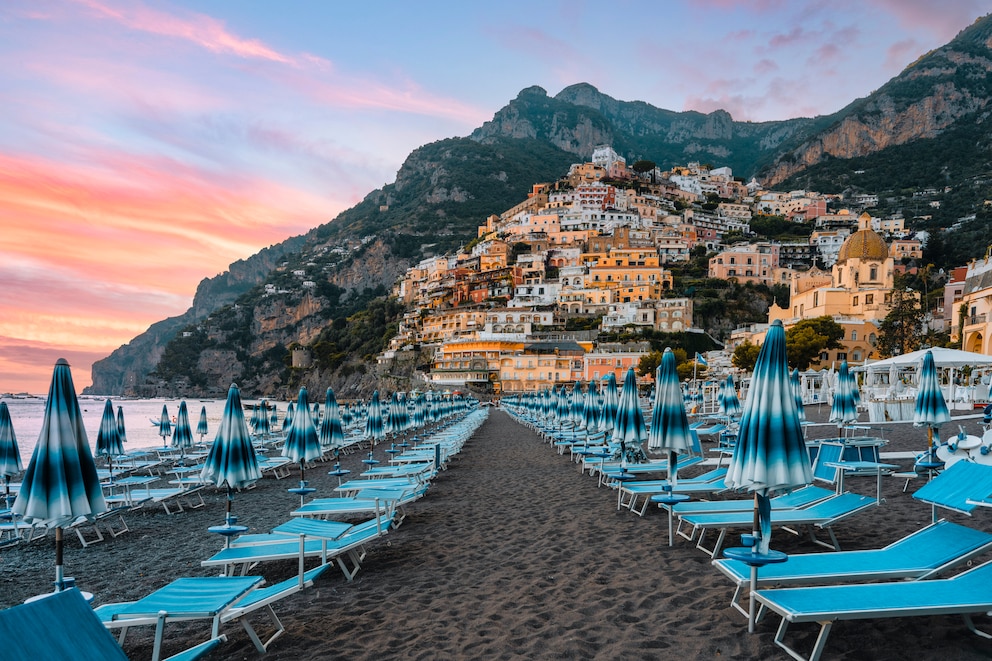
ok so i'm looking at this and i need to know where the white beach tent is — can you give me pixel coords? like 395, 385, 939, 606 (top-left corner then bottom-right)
862, 348, 992, 409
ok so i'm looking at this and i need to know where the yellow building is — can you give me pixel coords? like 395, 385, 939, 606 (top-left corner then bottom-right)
585, 248, 674, 291
765, 218, 899, 364
953, 248, 992, 354
498, 340, 589, 392
430, 339, 523, 390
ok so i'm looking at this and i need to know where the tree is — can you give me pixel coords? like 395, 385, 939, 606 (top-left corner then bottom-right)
732, 340, 760, 372
637, 351, 663, 377
877, 288, 924, 357
785, 316, 844, 369
632, 160, 656, 183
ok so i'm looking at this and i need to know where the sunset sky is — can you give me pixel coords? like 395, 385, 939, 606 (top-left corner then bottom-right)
0, 0, 985, 394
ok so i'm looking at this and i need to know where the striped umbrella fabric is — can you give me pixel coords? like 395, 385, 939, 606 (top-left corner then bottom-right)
13, 359, 107, 592
116, 406, 128, 446
283, 402, 296, 432
719, 375, 742, 420
200, 383, 261, 492
648, 349, 695, 481
914, 350, 951, 449
283, 388, 321, 464
255, 400, 271, 438
269, 405, 279, 431
364, 390, 385, 446
725, 320, 812, 554
582, 381, 599, 433
613, 368, 647, 462
171, 400, 195, 455
790, 369, 806, 423
829, 361, 860, 431
158, 404, 171, 447
196, 405, 209, 441
96, 399, 124, 469
0, 401, 23, 505
319, 387, 345, 450
570, 382, 584, 428
599, 373, 619, 436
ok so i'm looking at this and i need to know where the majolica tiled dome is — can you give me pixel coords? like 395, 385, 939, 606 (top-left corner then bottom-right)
837, 227, 888, 263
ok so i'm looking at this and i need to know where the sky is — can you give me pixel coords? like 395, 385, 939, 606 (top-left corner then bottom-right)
0, 0, 986, 394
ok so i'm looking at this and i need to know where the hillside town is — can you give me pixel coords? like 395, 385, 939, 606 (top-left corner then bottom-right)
370, 146, 992, 394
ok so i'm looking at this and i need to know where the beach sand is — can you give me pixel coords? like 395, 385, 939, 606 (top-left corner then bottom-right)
2, 406, 992, 660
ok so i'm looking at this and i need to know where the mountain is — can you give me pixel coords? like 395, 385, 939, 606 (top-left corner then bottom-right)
86, 13, 992, 397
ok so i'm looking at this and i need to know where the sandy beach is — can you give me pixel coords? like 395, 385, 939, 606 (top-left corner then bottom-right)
2, 405, 992, 660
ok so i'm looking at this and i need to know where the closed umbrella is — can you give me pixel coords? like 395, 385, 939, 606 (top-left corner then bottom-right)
171, 400, 194, 464
648, 349, 695, 483
570, 382, 584, 428
719, 375, 742, 422
0, 401, 23, 507
599, 373, 619, 437
95, 399, 124, 479
829, 361, 859, 434
196, 405, 209, 442
582, 381, 599, 436
364, 391, 385, 449
116, 406, 127, 446
612, 368, 647, 466
724, 320, 812, 632
158, 404, 171, 448
255, 400, 271, 439
914, 350, 951, 521
790, 369, 806, 424
319, 388, 345, 450
283, 388, 321, 504
283, 402, 296, 432
13, 358, 107, 593
200, 383, 261, 527
269, 405, 279, 431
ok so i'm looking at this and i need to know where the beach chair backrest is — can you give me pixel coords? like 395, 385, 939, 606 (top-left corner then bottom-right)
811, 442, 844, 485
914, 461, 992, 515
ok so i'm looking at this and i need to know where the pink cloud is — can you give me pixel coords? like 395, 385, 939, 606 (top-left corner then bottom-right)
872, 0, 986, 41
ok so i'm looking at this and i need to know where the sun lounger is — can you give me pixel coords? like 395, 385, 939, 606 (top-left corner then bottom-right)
2, 588, 225, 661
619, 468, 730, 516
145, 486, 206, 515
670, 485, 836, 521
292, 486, 425, 527
713, 520, 992, 620
680, 492, 877, 558
753, 559, 992, 661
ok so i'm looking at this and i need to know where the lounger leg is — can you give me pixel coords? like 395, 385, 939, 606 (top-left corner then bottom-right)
772, 616, 832, 661
728, 582, 748, 618
962, 614, 992, 639
152, 611, 167, 661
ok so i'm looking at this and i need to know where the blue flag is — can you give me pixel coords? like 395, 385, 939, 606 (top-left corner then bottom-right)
695, 352, 708, 367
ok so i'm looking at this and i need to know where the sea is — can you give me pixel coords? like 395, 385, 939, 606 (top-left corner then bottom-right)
1, 395, 287, 470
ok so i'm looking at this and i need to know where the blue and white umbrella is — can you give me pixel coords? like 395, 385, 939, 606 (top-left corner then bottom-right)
790, 369, 806, 423
612, 368, 647, 464
719, 375, 743, 421
582, 381, 599, 434
200, 383, 261, 525
599, 373, 620, 436
648, 349, 695, 483
283, 388, 321, 494
255, 400, 271, 438
171, 400, 195, 460
914, 349, 951, 459
829, 361, 860, 433
116, 406, 128, 446
95, 398, 124, 476
724, 321, 812, 630
570, 382, 584, 428
320, 387, 345, 450
0, 401, 23, 506
158, 404, 171, 448
269, 405, 279, 431
13, 358, 107, 592
364, 390, 385, 448
196, 405, 209, 442
283, 401, 296, 432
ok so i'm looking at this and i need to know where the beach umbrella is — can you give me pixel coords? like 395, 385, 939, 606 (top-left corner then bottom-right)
612, 368, 647, 465
269, 405, 279, 431
719, 375, 742, 422
0, 401, 23, 507
13, 358, 107, 593
319, 388, 345, 449
158, 404, 171, 448
648, 349, 695, 483
249, 403, 261, 432
364, 390, 385, 448
341, 405, 353, 428
914, 350, 951, 519
116, 406, 128, 446
95, 399, 124, 478
724, 320, 812, 632
312, 402, 320, 424
790, 369, 806, 423
199, 383, 261, 526
255, 400, 271, 439
599, 373, 619, 437
196, 405, 208, 442
171, 400, 195, 462
283, 401, 295, 432
829, 361, 859, 434
570, 382, 584, 428
283, 388, 321, 501
582, 381, 599, 435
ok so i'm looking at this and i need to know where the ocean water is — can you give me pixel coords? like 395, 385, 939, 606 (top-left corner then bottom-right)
1, 396, 290, 470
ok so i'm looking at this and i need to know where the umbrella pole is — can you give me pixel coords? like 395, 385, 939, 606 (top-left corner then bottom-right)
55, 527, 65, 591
225, 486, 234, 526
749, 494, 760, 633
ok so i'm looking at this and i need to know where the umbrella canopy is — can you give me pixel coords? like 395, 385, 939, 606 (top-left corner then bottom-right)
790, 369, 806, 423
283, 388, 321, 465
612, 368, 648, 463
648, 349, 695, 482
914, 350, 951, 449
196, 405, 209, 440
829, 361, 860, 431
269, 406, 279, 430
95, 398, 124, 462
116, 406, 128, 445
319, 388, 345, 449
719, 375, 742, 420
582, 381, 599, 432
12, 359, 107, 592
200, 384, 261, 492
0, 401, 23, 480
725, 320, 812, 554
158, 404, 171, 446
255, 400, 271, 438
171, 400, 195, 453
283, 402, 296, 432
570, 382, 584, 427
599, 373, 619, 436
364, 390, 385, 445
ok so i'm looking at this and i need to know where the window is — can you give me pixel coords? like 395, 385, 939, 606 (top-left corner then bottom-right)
837, 352, 847, 360
853, 296, 859, 306
865, 294, 873, 305
870, 266, 878, 280
851, 330, 857, 341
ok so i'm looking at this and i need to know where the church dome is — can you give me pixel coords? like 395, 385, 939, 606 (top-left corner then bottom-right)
837, 227, 889, 263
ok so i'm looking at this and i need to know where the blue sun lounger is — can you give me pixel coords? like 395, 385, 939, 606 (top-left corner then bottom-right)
291, 486, 425, 527
670, 485, 836, 520
679, 492, 877, 557
619, 468, 730, 516
713, 520, 992, 619
0, 589, 225, 661
753, 559, 992, 661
